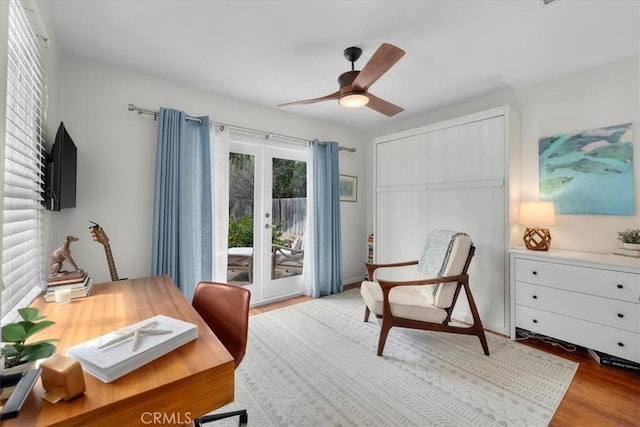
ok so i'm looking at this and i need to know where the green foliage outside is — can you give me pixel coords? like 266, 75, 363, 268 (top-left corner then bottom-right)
228, 153, 306, 249
272, 158, 306, 198
228, 214, 285, 248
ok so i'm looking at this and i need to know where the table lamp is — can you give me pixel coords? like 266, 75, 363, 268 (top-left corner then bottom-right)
519, 201, 555, 251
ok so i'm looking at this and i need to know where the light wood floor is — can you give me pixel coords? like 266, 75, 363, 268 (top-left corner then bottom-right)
249, 286, 640, 426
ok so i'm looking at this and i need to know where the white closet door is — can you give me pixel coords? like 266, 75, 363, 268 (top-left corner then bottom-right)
427, 186, 506, 334
427, 116, 505, 182
425, 115, 507, 333
376, 133, 428, 187
374, 108, 513, 336
376, 189, 431, 263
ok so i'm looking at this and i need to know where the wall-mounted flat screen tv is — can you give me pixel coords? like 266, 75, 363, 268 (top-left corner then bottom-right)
43, 122, 77, 211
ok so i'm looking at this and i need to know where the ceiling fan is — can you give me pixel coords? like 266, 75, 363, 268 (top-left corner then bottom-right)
277, 43, 406, 117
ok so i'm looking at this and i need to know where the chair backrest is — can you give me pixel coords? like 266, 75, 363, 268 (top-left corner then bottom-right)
292, 235, 304, 250
415, 230, 473, 308
192, 282, 251, 368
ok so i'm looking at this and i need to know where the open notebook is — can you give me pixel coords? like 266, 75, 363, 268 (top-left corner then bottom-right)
66, 315, 198, 383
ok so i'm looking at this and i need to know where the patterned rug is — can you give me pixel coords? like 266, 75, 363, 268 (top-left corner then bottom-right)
202, 289, 577, 426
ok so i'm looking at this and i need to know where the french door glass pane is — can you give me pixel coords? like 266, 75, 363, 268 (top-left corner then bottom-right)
228, 152, 255, 284
271, 157, 306, 280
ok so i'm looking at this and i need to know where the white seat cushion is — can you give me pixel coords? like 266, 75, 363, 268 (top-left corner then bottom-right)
361, 280, 448, 324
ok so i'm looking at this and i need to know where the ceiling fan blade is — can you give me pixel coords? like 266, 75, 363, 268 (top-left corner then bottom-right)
352, 43, 405, 91
366, 93, 404, 117
277, 91, 340, 108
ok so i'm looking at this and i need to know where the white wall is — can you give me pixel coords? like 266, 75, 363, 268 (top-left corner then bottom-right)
48, 55, 368, 286
369, 55, 640, 254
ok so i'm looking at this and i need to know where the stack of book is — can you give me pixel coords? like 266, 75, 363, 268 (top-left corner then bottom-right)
587, 348, 640, 372
66, 315, 198, 383
44, 273, 93, 303
612, 246, 640, 258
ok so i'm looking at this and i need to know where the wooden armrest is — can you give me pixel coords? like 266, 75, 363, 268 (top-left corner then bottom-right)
272, 245, 304, 256
377, 273, 468, 290
364, 260, 418, 281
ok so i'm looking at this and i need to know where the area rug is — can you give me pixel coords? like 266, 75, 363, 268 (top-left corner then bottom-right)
202, 289, 577, 426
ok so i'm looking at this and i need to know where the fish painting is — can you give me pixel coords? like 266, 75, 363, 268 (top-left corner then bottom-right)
547, 129, 626, 159
584, 142, 633, 163
546, 158, 623, 175
539, 136, 561, 156
540, 176, 574, 195
538, 122, 634, 215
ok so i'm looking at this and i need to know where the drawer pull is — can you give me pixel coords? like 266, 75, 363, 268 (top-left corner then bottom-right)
617, 313, 624, 318
618, 342, 624, 347
616, 284, 623, 289
532, 271, 538, 276
532, 319, 538, 323
532, 295, 538, 299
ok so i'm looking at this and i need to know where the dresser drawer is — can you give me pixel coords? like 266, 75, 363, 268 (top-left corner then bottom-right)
516, 305, 639, 363
515, 281, 639, 333
514, 258, 640, 303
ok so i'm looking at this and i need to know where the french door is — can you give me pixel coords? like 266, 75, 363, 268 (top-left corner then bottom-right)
227, 138, 307, 305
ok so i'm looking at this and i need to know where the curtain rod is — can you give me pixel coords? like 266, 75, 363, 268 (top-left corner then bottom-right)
127, 103, 357, 153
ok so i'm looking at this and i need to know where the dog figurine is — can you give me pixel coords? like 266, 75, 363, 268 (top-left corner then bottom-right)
49, 235, 82, 276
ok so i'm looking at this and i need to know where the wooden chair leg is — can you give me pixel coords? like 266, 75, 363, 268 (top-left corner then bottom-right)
477, 330, 490, 356
463, 283, 490, 356
377, 322, 392, 356
364, 306, 371, 322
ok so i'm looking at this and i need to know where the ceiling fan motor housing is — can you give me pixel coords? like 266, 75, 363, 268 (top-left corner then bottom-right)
340, 47, 365, 97
338, 70, 360, 93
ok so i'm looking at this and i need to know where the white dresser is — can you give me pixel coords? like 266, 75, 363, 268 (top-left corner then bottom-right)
510, 248, 640, 363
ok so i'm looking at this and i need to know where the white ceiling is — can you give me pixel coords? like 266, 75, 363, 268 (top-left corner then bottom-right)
38, 0, 639, 132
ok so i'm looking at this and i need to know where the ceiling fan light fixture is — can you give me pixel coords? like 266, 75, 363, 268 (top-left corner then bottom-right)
339, 92, 369, 108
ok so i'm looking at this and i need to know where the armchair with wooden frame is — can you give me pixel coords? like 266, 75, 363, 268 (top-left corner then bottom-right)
271, 235, 304, 278
360, 230, 489, 357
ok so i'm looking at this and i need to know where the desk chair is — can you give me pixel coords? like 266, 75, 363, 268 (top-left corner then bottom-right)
192, 282, 251, 426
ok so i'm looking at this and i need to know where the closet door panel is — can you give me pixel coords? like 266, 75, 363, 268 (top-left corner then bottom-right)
427, 186, 507, 334
376, 133, 428, 187
375, 190, 431, 264
373, 106, 518, 336
427, 116, 505, 183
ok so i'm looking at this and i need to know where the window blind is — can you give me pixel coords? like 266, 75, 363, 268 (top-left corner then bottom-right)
1, 0, 46, 319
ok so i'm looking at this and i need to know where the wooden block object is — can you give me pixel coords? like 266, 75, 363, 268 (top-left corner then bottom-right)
522, 227, 552, 251
40, 354, 85, 403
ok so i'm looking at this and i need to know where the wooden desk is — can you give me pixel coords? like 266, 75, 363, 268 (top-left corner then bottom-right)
5, 275, 235, 426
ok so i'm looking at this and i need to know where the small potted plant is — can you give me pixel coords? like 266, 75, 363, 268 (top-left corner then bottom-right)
1, 307, 58, 373
617, 228, 640, 250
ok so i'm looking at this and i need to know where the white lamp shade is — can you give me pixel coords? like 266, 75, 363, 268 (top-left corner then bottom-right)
519, 201, 556, 226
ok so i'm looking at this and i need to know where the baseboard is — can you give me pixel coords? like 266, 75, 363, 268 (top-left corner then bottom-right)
344, 282, 361, 291
344, 276, 365, 289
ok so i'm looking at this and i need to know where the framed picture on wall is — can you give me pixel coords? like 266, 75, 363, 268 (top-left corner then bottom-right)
538, 122, 634, 215
339, 175, 357, 202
